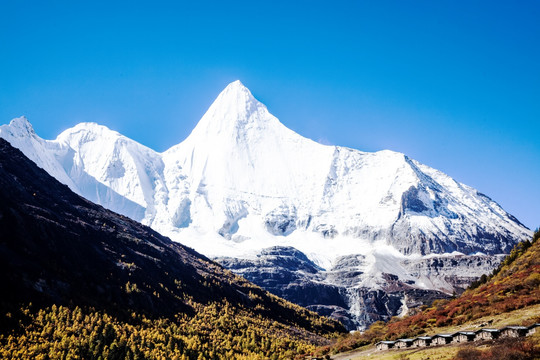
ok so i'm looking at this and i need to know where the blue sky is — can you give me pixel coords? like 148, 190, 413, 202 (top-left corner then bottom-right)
1, 1, 538, 229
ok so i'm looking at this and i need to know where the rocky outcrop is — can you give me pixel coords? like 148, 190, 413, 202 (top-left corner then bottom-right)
217, 246, 502, 330
401, 254, 506, 292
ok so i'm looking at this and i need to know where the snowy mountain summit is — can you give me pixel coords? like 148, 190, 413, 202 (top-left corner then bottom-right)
0, 81, 531, 329
0, 80, 530, 263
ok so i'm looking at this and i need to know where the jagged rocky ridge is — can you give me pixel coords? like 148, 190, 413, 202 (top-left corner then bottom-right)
0, 81, 531, 329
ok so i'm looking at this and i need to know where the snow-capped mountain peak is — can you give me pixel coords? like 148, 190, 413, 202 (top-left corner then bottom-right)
204, 79, 261, 122
158, 82, 337, 243
0, 82, 531, 264
176, 80, 286, 148
0, 82, 532, 330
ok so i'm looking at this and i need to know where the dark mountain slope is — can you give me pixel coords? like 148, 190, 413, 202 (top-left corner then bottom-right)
0, 137, 222, 316
0, 138, 344, 358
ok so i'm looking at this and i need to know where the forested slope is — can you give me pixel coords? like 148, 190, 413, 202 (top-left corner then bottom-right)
0, 138, 344, 359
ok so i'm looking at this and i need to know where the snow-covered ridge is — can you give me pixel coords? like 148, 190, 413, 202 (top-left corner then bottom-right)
0, 81, 531, 268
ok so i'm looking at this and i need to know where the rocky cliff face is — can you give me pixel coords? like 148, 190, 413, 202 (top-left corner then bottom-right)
217, 246, 503, 330
401, 254, 506, 292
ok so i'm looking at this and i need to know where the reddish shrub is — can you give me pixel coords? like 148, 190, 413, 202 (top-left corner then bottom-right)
455, 347, 482, 360
484, 338, 540, 360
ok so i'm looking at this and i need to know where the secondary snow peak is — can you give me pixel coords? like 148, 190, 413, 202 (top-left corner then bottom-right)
7, 116, 35, 136
56, 122, 123, 145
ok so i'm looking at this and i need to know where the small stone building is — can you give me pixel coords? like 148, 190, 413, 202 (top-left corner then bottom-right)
475, 328, 500, 341
394, 339, 414, 349
453, 331, 476, 343
527, 323, 540, 336
432, 334, 455, 345
376, 341, 396, 351
412, 336, 432, 347
500, 326, 528, 338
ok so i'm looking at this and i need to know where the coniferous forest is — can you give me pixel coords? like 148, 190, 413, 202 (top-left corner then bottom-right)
1, 301, 338, 359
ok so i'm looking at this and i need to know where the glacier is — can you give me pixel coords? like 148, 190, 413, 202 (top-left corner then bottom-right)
0, 80, 531, 329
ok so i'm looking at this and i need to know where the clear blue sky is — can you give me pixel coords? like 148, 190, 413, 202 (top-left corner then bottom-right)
1, 1, 538, 229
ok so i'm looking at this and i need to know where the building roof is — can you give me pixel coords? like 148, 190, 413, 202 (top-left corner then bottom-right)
457, 331, 476, 335
528, 323, 540, 328
478, 328, 500, 332
433, 333, 455, 338
376, 341, 396, 345
396, 338, 414, 343
501, 326, 528, 330
414, 336, 432, 340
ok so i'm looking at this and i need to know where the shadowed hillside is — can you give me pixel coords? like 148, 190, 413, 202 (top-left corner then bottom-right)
0, 138, 345, 359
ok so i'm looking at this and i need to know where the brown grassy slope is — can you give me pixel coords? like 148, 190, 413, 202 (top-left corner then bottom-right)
384, 229, 540, 339
318, 229, 540, 355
